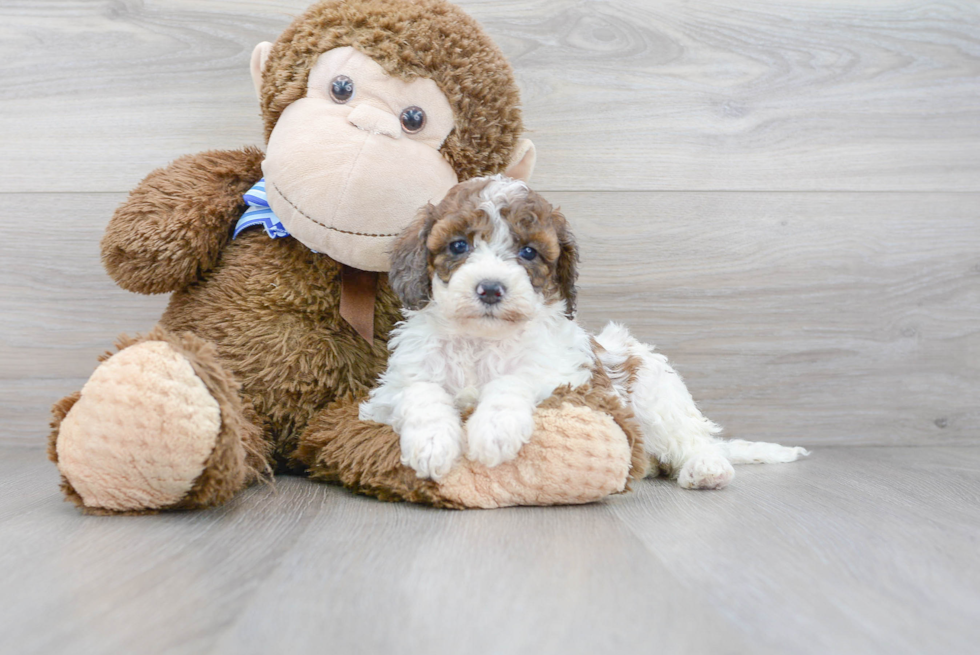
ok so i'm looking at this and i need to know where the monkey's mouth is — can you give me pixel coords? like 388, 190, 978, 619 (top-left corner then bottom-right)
268, 178, 400, 239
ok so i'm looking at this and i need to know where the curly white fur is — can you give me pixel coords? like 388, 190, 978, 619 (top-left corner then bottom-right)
361, 175, 809, 486
594, 323, 809, 489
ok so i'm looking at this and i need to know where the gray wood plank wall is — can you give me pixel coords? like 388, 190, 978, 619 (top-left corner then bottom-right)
1, 0, 978, 447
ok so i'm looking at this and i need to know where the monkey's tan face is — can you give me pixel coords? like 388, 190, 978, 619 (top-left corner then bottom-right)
261, 47, 459, 271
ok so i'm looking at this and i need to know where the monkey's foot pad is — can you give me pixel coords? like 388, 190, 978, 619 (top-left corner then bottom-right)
56, 341, 221, 511
438, 404, 633, 508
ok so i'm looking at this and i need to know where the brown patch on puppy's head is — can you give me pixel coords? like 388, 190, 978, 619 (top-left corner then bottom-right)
425, 178, 497, 284
389, 204, 438, 311
389, 178, 494, 309
259, 0, 524, 180
390, 177, 579, 319
503, 192, 579, 317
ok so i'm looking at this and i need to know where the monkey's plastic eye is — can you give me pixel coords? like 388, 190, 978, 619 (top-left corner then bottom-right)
330, 75, 354, 103
400, 106, 426, 133
519, 246, 538, 261
449, 239, 469, 255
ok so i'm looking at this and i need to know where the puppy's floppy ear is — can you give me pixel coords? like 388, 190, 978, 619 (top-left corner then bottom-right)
389, 204, 438, 310
552, 207, 579, 318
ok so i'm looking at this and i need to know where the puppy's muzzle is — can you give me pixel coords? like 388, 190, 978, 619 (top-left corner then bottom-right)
476, 280, 505, 306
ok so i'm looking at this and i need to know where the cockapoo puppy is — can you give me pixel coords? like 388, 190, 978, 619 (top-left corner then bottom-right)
360, 176, 808, 487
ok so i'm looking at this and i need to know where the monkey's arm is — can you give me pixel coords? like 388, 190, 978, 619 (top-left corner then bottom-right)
101, 147, 265, 294
296, 384, 647, 509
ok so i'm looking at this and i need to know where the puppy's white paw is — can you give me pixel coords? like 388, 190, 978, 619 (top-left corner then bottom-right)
400, 419, 462, 481
677, 451, 735, 490
465, 405, 535, 468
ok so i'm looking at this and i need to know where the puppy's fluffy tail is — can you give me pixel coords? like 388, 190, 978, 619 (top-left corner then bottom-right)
721, 439, 810, 464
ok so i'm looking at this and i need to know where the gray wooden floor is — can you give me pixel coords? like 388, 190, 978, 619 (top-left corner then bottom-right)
2, 1, 979, 653
2, 445, 979, 655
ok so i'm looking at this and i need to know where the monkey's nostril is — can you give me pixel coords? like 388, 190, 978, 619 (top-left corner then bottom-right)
476, 280, 505, 305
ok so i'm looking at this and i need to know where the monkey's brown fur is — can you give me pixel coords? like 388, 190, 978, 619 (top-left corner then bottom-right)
49, 0, 639, 513
101, 147, 266, 295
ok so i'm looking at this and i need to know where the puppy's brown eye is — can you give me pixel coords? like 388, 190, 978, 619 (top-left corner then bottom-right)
330, 75, 354, 103
400, 106, 426, 133
519, 246, 537, 261
449, 239, 469, 255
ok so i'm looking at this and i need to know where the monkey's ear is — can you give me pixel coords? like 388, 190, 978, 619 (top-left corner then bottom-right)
389, 205, 438, 310
505, 139, 536, 182
250, 42, 274, 100
552, 207, 579, 318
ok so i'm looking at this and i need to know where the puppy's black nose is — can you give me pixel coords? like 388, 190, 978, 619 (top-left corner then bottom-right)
476, 280, 505, 305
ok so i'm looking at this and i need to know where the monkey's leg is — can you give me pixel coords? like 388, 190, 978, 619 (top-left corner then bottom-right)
293, 387, 644, 509
48, 328, 269, 515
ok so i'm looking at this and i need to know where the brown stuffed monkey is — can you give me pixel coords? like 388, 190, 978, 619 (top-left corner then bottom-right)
47, 0, 644, 514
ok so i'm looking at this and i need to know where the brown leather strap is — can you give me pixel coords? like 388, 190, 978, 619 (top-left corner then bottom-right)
339, 265, 378, 343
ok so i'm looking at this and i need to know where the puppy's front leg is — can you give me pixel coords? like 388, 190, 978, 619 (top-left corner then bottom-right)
466, 376, 536, 468
394, 382, 462, 481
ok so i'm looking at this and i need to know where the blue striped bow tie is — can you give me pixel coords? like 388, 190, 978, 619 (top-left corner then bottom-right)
234, 178, 292, 240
